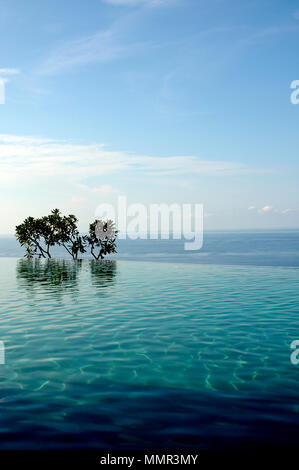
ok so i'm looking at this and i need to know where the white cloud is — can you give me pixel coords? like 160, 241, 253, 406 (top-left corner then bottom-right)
70, 195, 87, 204
0, 68, 20, 75
281, 208, 299, 214
0, 134, 51, 144
254, 206, 299, 215
0, 134, 261, 185
79, 184, 119, 194
258, 205, 274, 214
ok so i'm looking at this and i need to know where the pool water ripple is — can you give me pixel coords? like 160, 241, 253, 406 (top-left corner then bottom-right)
0, 258, 298, 449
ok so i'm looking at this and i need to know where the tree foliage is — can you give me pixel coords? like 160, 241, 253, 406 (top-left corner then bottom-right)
15, 209, 117, 261
84, 219, 118, 260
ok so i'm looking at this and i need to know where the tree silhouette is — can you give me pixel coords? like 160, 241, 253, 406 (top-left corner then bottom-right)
16, 210, 117, 261
84, 219, 118, 260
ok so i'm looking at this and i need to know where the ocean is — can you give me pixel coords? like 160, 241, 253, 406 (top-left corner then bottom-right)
2, 229, 299, 267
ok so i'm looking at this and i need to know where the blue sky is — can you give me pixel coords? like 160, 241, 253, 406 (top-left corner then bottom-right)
0, 0, 299, 233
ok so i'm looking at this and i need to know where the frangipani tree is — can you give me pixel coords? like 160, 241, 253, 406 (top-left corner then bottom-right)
15, 214, 57, 259
84, 219, 118, 260
16, 210, 117, 261
56, 213, 86, 260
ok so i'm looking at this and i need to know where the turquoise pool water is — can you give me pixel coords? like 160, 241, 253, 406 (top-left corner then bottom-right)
0, 258, 298, 449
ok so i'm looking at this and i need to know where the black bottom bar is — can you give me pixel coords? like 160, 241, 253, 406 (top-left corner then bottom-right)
0, 448, 296, 466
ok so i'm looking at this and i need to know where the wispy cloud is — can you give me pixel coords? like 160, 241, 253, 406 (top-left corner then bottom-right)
259, 205, 274, 214
0, 68, 20, 75
39, 30, 127, 74
39, 0, 179, 74
281, 208, 299, 214
78, 184, 120, 194
0, 134, 261, 186
39, 22, 151, 75
249, 205, 299, 215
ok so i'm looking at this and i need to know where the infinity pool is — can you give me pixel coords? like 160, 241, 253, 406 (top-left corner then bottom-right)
0, 258, 298, 449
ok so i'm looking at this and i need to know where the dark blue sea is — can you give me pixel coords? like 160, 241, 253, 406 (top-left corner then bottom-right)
1, 230, 299, 267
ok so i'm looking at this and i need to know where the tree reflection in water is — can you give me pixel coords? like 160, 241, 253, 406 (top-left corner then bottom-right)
17, 258, 82, 286
16, 259, 117, 296
89, 260, 117, 290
